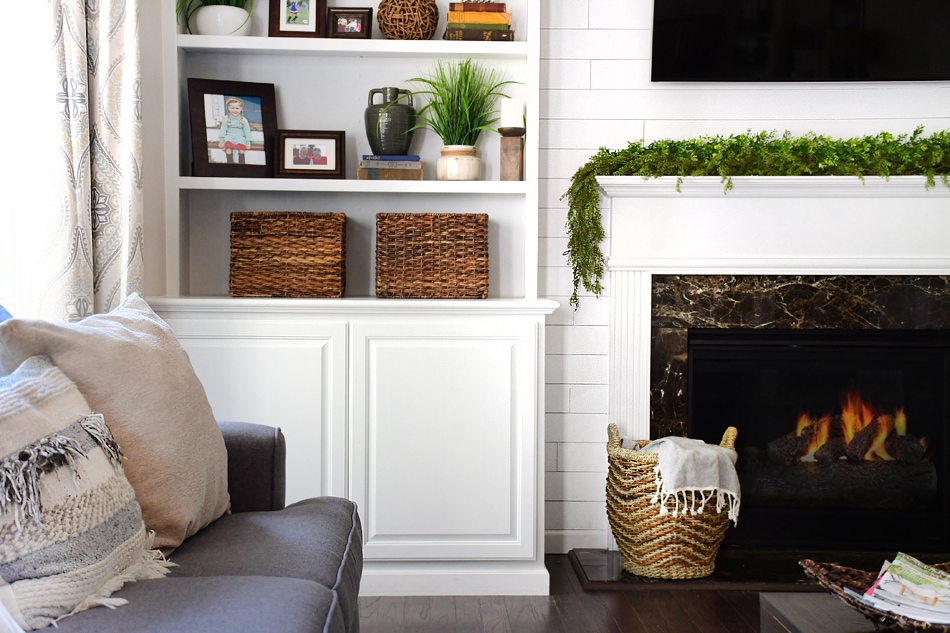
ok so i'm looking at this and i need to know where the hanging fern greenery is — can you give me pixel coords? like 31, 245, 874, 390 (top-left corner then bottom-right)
562, 127, 950, 307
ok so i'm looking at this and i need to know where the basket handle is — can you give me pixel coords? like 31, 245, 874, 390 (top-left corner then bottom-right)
609, 423, 737, 451
607, 422, 621, 451
719, 426, 738, 450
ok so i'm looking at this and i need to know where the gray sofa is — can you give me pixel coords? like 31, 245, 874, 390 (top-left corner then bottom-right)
52, 422, 363, 633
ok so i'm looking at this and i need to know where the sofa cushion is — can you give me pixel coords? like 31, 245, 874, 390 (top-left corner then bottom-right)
47, 576, 346, 633
0, 294, 230, 549
0, 356, 170, 630
168, 497, 362, 632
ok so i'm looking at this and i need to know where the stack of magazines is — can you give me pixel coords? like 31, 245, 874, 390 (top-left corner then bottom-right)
844, 553, 950, 624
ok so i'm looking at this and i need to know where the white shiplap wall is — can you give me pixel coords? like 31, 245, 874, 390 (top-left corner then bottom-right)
539, 1, 950, 553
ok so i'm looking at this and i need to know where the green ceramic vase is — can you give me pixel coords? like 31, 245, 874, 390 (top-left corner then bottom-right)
364, 87, 416, 156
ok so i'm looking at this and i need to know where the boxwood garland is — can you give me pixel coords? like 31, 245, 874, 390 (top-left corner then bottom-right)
562, 127, 950, 307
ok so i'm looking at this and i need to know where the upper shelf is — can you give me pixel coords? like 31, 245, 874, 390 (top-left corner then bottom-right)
180, 177, 529, 194
177, 34, 529, 59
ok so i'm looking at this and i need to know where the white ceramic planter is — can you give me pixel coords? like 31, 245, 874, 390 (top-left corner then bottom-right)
195, 5, 251, 36
436, 145, 480, 181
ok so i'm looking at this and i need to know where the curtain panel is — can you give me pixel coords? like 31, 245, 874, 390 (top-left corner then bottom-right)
34, 0, 143, 321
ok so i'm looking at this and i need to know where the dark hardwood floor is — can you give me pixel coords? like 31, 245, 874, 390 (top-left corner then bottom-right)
357, 555, 761, 632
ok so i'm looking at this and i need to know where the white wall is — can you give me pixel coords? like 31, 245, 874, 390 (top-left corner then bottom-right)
539, 1, 950, 553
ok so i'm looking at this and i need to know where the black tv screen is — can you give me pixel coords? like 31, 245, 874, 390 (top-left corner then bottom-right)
651, 0, 950, 81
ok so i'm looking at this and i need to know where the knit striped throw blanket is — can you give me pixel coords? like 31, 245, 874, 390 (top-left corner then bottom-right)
0, 356, 171, 630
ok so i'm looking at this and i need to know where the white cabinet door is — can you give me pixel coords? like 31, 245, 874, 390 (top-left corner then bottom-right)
350, 317, 540, 561
160, 316, 347, 503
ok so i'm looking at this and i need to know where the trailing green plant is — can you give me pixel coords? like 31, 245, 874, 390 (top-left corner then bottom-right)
406, 59, 514, 146
563, 127, 950, 307
176, 0, 254, 34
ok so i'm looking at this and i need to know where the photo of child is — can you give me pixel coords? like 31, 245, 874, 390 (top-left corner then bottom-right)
203, 93, 266, 165
284, 0, 310, 27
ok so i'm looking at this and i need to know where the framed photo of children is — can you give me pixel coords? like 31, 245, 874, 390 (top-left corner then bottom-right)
187, 78, 277, 178
269, 0, 327, 37
276, 130, 346, 179
327, 8, 372, 39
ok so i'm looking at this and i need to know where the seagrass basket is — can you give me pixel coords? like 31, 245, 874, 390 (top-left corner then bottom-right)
801, 559, 950, 632
375, 213, 488, 299
230, 212, 345, 298
606, 423, 738, 579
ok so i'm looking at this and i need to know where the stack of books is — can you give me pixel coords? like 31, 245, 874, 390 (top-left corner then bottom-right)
444, 3, 513, 42
356, 155, 424, 181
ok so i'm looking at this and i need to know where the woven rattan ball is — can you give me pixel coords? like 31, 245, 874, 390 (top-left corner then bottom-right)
377, 0, 440, 40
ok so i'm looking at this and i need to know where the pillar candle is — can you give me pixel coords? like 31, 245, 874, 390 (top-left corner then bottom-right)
499, 97, 524, 129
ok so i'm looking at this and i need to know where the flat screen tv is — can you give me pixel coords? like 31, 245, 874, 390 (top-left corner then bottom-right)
651, 0, 950, 82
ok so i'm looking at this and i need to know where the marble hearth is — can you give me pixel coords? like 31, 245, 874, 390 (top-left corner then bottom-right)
598, 176, 950, 441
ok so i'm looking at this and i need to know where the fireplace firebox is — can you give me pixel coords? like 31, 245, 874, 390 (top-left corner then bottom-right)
688, 328, 949, 552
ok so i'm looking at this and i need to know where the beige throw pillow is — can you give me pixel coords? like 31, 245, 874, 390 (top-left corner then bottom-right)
0, 356, 171, 630
0, 294, 230, 549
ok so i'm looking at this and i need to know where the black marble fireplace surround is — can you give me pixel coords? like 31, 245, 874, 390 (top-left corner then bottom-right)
651, 275, 950, 553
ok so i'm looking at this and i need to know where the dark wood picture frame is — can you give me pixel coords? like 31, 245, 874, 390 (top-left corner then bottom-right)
188, 78, 277, 178
276, 130, 346, 179
327, 8, 372, 39
269, 0, 327, 37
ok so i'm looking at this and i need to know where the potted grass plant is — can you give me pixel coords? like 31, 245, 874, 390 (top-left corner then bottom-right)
176, 0, 254, 35
406, 59, 513, 181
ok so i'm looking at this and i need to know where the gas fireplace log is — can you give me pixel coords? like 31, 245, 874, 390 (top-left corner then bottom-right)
845, 417, 890, 462
814, 437, 847, 462
886, 434, 927, 463
768, 428, 816, 465
740, 460, 938, 508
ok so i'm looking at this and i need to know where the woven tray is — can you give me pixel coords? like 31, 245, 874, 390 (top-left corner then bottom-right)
230, 212, 345, 298
801, 559, 950, 632
606, 423, 738, 579
375, 213, 488, 299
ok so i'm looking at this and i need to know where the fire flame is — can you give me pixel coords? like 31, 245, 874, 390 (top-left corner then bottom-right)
794, 388, 924, 462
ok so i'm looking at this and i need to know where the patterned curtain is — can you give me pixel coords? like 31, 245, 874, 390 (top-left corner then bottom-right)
31, 0, 143, 321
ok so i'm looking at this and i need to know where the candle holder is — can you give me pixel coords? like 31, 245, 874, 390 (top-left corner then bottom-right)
499, 126, 525, 181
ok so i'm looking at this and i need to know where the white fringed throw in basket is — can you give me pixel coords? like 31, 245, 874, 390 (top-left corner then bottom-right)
633, 436, 741, 525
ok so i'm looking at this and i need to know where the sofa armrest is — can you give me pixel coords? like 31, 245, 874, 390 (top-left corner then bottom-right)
218, 421, 286, 513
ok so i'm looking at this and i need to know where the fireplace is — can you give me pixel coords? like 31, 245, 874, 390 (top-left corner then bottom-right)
688, 328, 949, 552
599, 175, 950, 557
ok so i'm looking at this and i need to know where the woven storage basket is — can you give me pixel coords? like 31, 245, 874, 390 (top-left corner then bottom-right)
230, 212, 345, 298
375, 213, 488, 299
606, 423, 738, 579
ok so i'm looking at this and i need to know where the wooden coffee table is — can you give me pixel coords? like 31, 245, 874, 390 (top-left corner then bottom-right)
759, 593, 879, 633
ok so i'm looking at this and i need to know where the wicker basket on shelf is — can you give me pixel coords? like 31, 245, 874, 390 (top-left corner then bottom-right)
375, 213, 488, 299
377, 0, 440, 40
230, 212, 345, 298
605, 423, 738, 579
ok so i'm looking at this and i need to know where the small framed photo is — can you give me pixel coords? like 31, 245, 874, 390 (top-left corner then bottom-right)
277, 130, 346, 179
327, 8, 372, 39
188, 78, 277, 178
269, 0, 327, 37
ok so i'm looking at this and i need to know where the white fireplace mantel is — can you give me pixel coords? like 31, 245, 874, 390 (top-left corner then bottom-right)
598, 176, 950, 440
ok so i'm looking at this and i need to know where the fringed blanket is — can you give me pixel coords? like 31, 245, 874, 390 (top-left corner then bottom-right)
636, 436, 741, 525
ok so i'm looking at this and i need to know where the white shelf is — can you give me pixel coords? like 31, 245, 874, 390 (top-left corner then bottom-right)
178, 34, 529, 59
149, 296, 559, 316
180, 176, 528, 194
